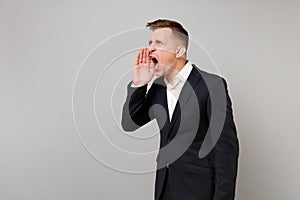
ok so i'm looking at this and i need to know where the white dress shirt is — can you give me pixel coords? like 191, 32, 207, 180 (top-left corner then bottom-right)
164, 61, 193, 120
131, 61, 193, 121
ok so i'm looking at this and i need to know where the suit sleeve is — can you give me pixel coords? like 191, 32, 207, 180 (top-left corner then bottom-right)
121, 81, 154, 132
207, 78, 239, 200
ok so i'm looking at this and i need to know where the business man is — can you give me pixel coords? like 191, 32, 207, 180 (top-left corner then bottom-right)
121, 19, 239, 200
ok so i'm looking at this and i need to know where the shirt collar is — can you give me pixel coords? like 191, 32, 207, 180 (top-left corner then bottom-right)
164, 61, 193, 89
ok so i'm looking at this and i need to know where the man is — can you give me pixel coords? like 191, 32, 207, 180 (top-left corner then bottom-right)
121, 19, 239, 200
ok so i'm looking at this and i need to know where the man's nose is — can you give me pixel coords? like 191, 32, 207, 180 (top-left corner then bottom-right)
148, 45, 156, 52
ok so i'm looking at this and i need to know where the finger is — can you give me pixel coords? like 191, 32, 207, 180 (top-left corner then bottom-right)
142, 48, 146, 63
134, 50, 141, 67
146, 49, 150, 64
139, 48, 143, 64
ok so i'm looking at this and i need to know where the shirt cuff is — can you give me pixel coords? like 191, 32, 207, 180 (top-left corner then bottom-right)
130, 82, 147, 88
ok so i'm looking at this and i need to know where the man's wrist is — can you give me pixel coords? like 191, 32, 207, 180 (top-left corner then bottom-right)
131, 81, 147, 88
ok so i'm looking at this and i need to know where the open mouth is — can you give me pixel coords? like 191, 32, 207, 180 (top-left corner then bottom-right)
151, 57, 158, 65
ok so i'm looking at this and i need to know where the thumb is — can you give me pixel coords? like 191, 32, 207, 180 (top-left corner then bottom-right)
149, 60, 154, 74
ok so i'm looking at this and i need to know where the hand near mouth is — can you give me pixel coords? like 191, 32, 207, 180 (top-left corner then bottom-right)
132, 48, 155, 87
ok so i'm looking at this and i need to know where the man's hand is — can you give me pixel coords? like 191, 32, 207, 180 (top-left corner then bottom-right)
132, 48, 154, 87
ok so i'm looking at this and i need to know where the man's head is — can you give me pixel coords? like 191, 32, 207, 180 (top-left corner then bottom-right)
146, 19, 189, 78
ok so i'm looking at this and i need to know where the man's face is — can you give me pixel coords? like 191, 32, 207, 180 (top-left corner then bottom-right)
148, 28, 178, 77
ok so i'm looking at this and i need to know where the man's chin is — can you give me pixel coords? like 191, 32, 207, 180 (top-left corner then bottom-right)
154, 70, 164, 77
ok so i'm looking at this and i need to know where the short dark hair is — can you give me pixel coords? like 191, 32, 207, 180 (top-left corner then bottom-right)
146, 19, 189, 49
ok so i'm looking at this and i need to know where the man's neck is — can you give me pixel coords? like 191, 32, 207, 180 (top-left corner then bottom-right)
165, 59, 188, 83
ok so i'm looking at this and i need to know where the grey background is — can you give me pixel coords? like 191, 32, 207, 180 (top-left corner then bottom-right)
1, 0, 300, 199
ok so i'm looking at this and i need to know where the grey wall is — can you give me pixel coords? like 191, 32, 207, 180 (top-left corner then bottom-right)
1, 1, 300, 200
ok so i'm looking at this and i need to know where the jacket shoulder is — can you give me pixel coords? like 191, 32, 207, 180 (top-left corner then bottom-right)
192, 64, 226, 87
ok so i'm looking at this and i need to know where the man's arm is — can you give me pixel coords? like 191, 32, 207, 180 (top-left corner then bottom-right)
207, 78, 239, 200
121, 48, 155, 132
121, 82, 153, 132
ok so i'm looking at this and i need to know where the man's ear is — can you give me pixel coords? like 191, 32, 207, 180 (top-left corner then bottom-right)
175, 46, 186, 58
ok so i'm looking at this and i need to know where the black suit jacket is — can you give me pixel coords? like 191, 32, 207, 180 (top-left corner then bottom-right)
121, 65, 239, 200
